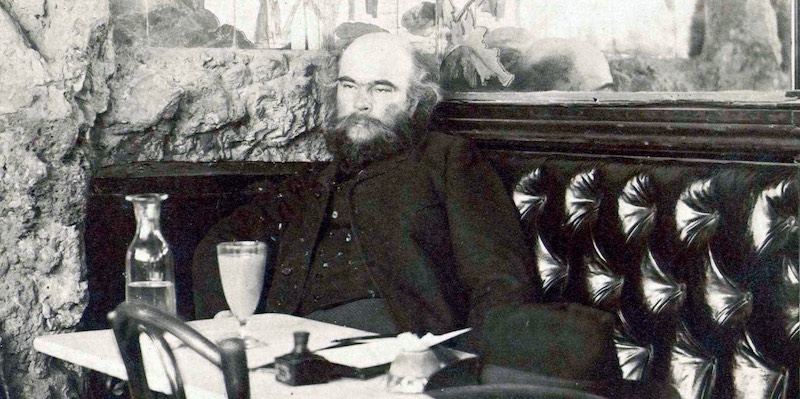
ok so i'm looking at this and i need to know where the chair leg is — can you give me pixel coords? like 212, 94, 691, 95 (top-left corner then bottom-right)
80, 371, 127, 399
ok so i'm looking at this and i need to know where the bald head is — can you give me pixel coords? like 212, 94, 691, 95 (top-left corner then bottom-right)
340, 33, 415, 77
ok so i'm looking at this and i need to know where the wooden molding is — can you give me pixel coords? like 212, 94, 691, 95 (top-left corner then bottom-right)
90, 162, 323, 195
431, 99, 800, 164
93, 161, 319, 179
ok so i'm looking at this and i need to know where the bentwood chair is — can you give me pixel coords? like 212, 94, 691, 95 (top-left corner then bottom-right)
108, 302, 250, 399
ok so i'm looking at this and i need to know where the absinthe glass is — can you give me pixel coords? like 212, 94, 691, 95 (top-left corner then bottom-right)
125, 193, 177, 315
217, 241, 267, 347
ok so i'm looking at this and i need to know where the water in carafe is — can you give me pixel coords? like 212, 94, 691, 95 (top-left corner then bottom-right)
124, 193, 177, 315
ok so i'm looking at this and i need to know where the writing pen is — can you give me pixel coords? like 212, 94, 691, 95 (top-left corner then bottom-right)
331, 333, 397, 343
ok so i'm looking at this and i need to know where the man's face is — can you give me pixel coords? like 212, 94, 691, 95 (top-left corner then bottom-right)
335, 38, 415, 144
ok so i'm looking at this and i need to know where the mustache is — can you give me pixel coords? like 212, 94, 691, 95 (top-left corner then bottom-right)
331, 113, 394, 133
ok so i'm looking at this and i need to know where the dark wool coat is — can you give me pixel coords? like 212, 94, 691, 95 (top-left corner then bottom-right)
193, 132, 539, 337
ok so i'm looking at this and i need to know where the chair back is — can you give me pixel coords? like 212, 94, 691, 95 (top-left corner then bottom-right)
108, 302, 250, 399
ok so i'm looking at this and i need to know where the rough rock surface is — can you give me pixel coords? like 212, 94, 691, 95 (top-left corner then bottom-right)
0, 0, 112, 396
96, 0, 335, 164
94, 47, 333, 164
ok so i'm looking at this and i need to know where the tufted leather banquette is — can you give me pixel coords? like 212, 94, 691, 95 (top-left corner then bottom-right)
431, 98, 799, 399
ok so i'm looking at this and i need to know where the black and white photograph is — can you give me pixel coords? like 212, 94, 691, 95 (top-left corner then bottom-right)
1, 0, 798, 398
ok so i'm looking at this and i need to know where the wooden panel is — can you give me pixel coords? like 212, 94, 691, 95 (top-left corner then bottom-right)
79, 162, 319, 330
430, 100, 800, 163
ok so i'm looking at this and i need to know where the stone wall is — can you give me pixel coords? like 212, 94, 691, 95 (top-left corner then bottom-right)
0, 0, 112, 396
93, 47, 332, 165
0, 0, 332, 396
94, 0, 334, 165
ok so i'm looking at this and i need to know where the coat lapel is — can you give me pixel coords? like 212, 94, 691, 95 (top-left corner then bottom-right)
299, 160, 338, 264
271, 161, 337, 313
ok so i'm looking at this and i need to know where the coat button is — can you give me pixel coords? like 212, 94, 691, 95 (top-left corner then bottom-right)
281, 267, 292, 275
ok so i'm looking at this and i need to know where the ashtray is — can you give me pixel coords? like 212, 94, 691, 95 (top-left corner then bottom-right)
386, 348, 446, 393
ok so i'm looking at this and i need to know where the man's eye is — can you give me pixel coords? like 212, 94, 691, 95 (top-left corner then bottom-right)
340, 82, 357, 90
373, 86, 394, 94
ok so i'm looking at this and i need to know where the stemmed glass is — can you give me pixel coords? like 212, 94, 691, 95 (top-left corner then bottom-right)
216, 241, 268, 348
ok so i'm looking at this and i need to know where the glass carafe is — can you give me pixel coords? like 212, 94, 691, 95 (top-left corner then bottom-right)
124, 193, 177, 315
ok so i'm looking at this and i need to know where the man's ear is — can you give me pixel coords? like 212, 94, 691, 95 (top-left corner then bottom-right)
407, 97, 420, 115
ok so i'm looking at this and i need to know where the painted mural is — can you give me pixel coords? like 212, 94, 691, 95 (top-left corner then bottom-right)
126, 0, 792, 92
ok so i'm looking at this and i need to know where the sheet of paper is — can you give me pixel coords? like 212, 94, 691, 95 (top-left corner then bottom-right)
315, 327, 473, 369
316, 337, 405, 369
407, 327, 472, 350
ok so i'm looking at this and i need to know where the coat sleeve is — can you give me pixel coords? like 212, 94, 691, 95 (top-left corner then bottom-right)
442, 138, 542, 332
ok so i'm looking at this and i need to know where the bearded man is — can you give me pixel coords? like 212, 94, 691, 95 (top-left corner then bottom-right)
193, 33, 539, 342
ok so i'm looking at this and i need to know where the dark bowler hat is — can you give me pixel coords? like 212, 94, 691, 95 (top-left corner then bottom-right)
478, 303, 678, 399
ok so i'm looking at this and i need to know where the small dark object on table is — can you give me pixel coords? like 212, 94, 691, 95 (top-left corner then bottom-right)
275, 331, 366, 386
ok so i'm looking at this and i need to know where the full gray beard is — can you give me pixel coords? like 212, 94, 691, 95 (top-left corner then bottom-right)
324, 111, 415, 170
